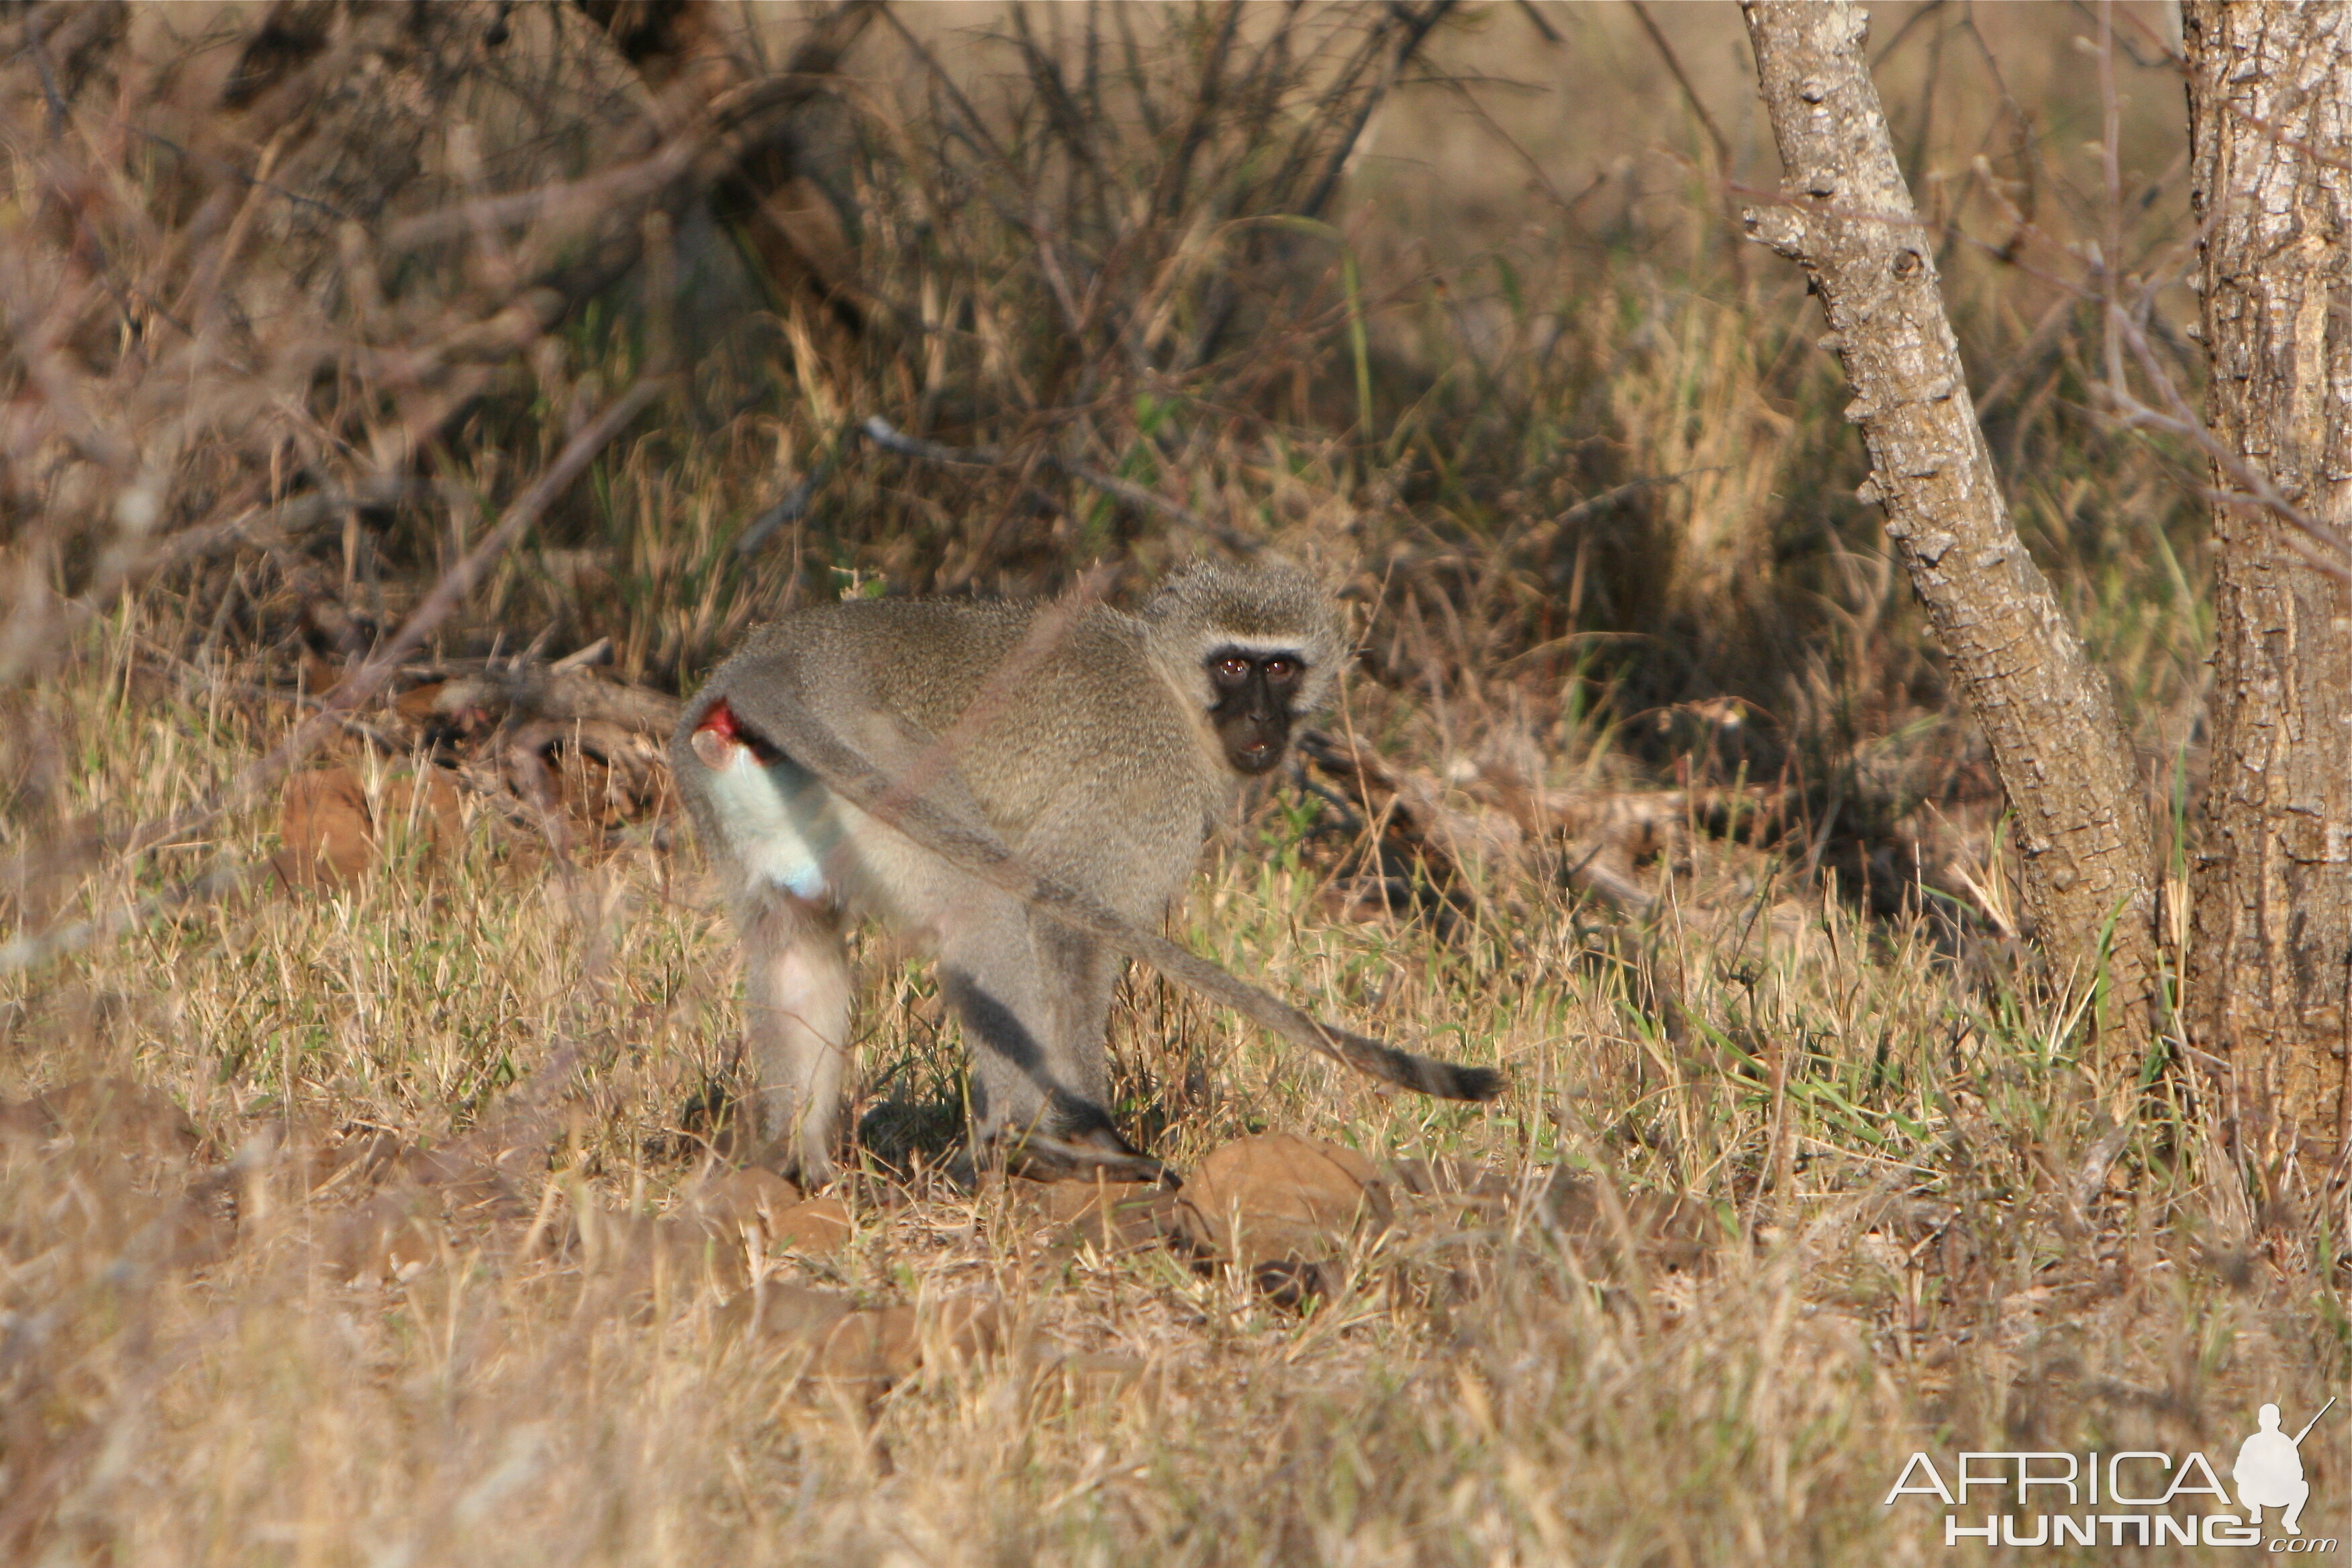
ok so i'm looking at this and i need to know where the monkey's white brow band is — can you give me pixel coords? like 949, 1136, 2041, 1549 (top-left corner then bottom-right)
1197, 636, 1308, 660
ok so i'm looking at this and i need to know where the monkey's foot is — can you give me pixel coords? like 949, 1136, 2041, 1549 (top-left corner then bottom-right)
994, 1129, 1172, 1187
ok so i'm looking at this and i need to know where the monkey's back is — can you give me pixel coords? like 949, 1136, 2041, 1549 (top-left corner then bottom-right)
690, 596, 1231, 914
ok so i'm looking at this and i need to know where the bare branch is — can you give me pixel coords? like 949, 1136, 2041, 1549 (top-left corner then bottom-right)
860, 417, 1260, 554
0, 379, 666, 976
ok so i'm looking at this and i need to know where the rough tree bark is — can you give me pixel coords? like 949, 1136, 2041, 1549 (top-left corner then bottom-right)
2183, 3, 2352, 1175
1738, 2, 2161, 1063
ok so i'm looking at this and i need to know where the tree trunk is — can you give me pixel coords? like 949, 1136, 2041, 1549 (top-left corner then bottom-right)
2183, 2, 2352, 1176
1738, 1, 2160, 1066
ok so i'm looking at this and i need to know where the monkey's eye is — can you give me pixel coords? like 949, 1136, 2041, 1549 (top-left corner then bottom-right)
1261, 657, 1300, 685
1212, 656, 1251, 683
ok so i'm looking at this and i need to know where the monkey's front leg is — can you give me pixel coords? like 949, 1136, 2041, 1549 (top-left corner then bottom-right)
740, 888, 853, 1184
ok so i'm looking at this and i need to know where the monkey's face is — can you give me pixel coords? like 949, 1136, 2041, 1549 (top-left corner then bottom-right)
1205, 647, 1305, 775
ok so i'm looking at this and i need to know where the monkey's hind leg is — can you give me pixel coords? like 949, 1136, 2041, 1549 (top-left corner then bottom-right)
938, 901, 1141, 1178
739, 888, 853, 1184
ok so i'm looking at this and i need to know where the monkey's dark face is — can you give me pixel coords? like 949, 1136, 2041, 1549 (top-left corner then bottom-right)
1205, 646, 1305, 775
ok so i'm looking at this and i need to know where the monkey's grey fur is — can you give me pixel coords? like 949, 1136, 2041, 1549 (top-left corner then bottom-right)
671, 560, 1503, 1182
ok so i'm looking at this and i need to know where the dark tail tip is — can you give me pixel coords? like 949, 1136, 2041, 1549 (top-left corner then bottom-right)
1331, 1026, 1505, 1102
1394, 1046, 1505, 1101
1435, 1063, 1506, 1101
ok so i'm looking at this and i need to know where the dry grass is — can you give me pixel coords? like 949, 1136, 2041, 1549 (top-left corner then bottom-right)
5, 595, 2340, 1565
1, 3, 2341, 1565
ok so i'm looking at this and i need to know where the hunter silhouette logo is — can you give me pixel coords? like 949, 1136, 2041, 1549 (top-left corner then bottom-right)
2237, 1399, 2333, 1538
1883, 1395, 2342, 1549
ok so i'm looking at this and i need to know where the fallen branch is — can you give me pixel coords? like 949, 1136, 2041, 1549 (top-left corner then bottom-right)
414, 663, 681, 739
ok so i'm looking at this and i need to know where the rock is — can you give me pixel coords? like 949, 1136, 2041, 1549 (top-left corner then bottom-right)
1175, 1134, 1393, 1269
722, 1279, 854, 1342
1534, 1169, 1718, 1273
375, 770, 465, 862
1036, 1353, 1149, 1403
690, 1167, 803, 1240
275, 767, 375, 888
1384, 1157, 1512, 1202
23, 1076, 202, 1161
324, 1188, 440, 1283
728, 1286, 1008, 1393
273, 766, 465, 890
1020, 1178, 1179, 1252
771, 1195, 854, 1254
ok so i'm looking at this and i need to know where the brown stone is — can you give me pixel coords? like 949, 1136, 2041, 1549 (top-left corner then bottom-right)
690, 1167, 803, 1238
730, 1287, 1008, 1393
375, 770, 465, 861
28, 1076, 201, 1161
771, 1195, 854, 1254
1022, 1178, 1178, 1252
1385, 1157, 1512, 1202
573, 1207, 750, 1299
324, 1189, 438, 1283
275, 767, 375, 889
1175, 1134, 1393, 1268
722, 1279, 854, 1342
273, 766, 466, 890
807, 1296, 1006, 1384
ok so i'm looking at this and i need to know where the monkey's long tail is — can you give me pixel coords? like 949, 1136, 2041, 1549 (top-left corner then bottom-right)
718, 695, 1506, 1103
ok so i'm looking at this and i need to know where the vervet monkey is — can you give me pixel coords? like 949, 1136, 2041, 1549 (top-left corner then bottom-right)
672, 560, 1502, 1183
